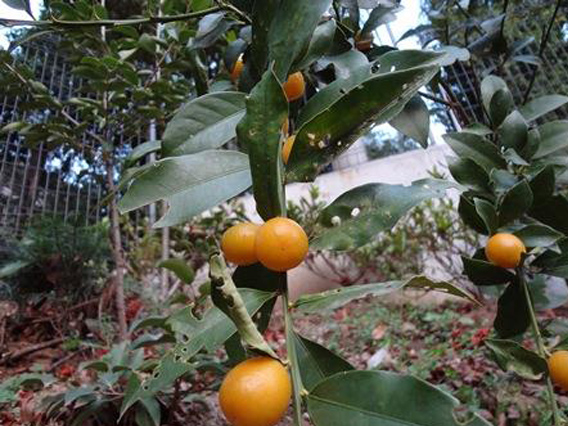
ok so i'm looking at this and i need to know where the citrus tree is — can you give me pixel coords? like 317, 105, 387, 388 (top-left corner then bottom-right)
447, 75, 568, 426
112, 1, 495, 425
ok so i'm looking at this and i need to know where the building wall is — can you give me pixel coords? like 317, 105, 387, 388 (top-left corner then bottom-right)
238, 144, 456, 299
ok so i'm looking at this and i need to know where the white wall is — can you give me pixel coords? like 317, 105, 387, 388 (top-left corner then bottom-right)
238, 144, 457, 300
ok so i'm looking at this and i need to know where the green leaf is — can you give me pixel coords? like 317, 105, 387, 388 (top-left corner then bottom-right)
494, 280, 530, 339
498, 179, 533, 226
267, 0, 332, 80
2, 0, 31, 12
514, 224, 564, 248
250, 0, 280, 75
294, 275, 479, 313
462, 123, 493, 136
162, 92, 246, 157
459, 196, 490, 235
169, 288, 275, 360
318, 50, 369, 79
443, 132, 506, 173
210, 254, 277, 358
529, 165, 555, 205
293, 20, 337, 70
447, 157, 491, 193
138, 33, 157, 54
534, 121, 568, 159
490, 169, 518, 193
64, 386, 96, 406
154, 165, 252, 228
297, 65, 371, 127
462, 256, 516, 286
389, 96, 430, 147
529, 195, 568, 235
236, 68, 288, 220
125, 140, 161, 167
530, 274, 568, 310
498, 111, 527, 150
118, 150, 251, 214
193, 12, 233, 49
481, 76, 513, 127
485, 339, 547, 380
307, 370, 492, 426
520, 95, 568, 122
293, 332, 354, 391
361, 4, 399, 35
0, 260, 31, 278
158, 259, 195, 284
375, 50, 447, 73
474, 198, 498, 235
288, 65, 440, 181
138, 397, 161, 426
313, 179, 457, 250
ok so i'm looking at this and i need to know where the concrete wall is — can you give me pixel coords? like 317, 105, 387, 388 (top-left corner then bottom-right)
239, 144, 456, 300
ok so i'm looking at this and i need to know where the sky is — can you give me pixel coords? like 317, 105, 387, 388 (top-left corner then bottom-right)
0, 0, 42, 48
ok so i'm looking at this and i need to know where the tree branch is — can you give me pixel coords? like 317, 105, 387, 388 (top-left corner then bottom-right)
0, 6, 222, 28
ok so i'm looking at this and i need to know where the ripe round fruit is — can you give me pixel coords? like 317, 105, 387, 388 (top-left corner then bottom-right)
230, 57, 244, 82
219, 357, 291, 426
549, 351, 568, 391
256, 217, 308, 272
485, 233, 526, 268
281, 135, 296, 164
282, 72, 305, 102
221, 223, 260, 266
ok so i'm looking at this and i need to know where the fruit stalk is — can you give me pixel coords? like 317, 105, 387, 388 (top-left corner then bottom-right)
283, 279, 305, 426
517, 267, 562, 426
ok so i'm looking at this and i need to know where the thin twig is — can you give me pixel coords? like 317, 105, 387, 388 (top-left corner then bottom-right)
283, 280, 304, 426
517, 267, 562, 426
523, 0, 562, 104
1, 337, 66, 364
0, 7, 222, 28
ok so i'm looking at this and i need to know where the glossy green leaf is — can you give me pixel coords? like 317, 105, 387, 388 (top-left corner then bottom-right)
530, 274, 568, 310
529, 165, 555, 205
443, 132, 506, 173
447, 157, 491, 193
158, 258, 195, 284
485, 339, 547, 380
520, 95, 568, 122
154, 165, 252, 228
138, 397, 161, 426
513, 224, 564, 248
307, 370, 492, 426
494, 280, 530, 338
313, 179, 457, 250
462, 123, 493, 136
317, 50, 370, 79
375, 50, 446, 73
389, 96, 430, 147
236, 69, 288, 220
125, 140, 160, 167
293, 20, 337, 71
490, 169, 518, 193
480, 76, 513, 127
474, 198, 498, 235
361, 4, 399, 35
193, 12, 233, 49
498, 111, 527, 150
294, 275, 478, 313
118, 150, 250, 213
267, 0, 332, 80
288, 66, 440, 181
534, 121, 568, 159
2, 0, 31, 12
462, 256, 516, 286
162, 92, 246, 157
64, 386, 96, 406
498, 179, 533, 225
297, 65, 371, 127
458, 196, 488, 234
250, 0, 280, 75
293, 332, 354, 391
529, 195, 568, 235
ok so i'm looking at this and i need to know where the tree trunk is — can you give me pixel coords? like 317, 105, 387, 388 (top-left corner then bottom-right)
105, 160, 128, 341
